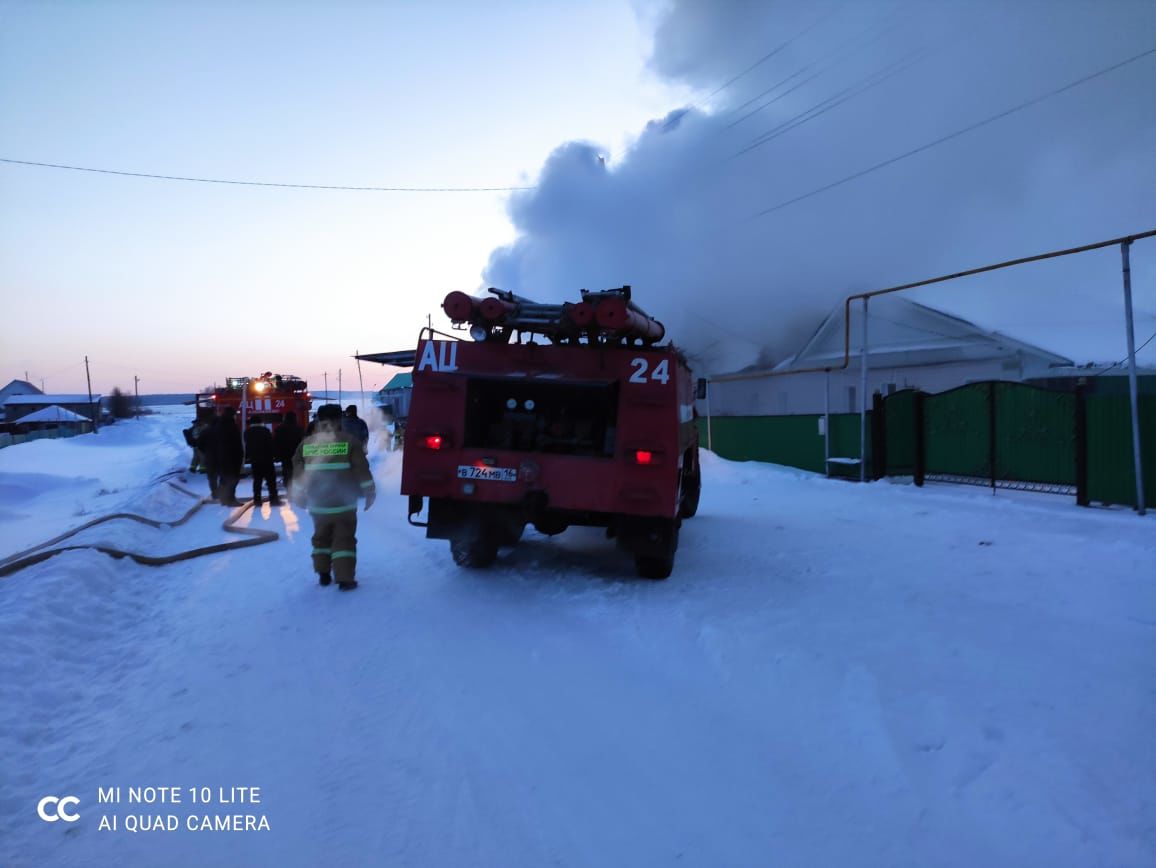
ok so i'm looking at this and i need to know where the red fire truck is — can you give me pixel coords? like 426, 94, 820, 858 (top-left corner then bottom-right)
195, 372, 312, 428
401, 286, 700, 579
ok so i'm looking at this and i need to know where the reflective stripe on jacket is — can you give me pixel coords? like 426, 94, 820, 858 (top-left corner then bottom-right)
291, 425, 374, 513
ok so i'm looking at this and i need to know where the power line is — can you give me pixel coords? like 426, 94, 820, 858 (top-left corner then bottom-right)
725, 4, 911, 129
0, 158, 534, 192
1089, 329, 1156, 377
691, 9, 839, 111
732, 47, 928, 157
752, 46, 1156, 219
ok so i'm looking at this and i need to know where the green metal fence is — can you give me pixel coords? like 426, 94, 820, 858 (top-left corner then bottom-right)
0, 425, 93, 449
1086, 394, 1156, 507
699, 412, 868, 476
703, 380, 1152, 509
881, 389, 916, 475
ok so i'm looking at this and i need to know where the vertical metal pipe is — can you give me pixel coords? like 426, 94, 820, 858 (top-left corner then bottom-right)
1074, 382, 1089, 507
859, 297, 869, 482
988, 381, 997, 493
824, 368, 831, 477
705, 380, 713, 452
1121, 240, 1146, 514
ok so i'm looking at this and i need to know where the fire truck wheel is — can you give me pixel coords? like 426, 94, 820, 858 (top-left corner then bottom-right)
634, 523, 678, 580
450, 535, 499, 569
635, 554, 674, 580
679, 460, 701, 519
532, 518, 569, 537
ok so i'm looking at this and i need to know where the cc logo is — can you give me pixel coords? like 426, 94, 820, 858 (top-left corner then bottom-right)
37, 796, 80, 823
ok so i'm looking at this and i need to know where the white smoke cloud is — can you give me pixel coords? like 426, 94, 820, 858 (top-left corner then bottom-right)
484, 0, 1156, 373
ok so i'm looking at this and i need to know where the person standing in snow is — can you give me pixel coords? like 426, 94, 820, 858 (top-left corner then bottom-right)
342, 404, 369, 452
291, 404, 375, 591
195, 415, 221, 500
215, 407, 244, 507
273, 411, 303, 491
244, 418, 280, 506
183, 419, 199, 472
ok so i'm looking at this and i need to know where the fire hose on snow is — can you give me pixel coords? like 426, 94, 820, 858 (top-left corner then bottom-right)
0, 470, 280, 578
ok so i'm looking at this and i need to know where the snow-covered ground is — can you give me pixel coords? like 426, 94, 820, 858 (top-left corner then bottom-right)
1, 408, 1153, 867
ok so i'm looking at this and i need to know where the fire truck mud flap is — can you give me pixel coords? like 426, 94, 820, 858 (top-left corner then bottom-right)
616, 516, 680, 580
425, 498, 525, 569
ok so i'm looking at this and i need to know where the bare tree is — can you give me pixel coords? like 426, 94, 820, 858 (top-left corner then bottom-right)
109, 387, 134, 419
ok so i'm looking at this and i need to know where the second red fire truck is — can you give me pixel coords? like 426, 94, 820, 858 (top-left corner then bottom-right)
195, 372, 312, 428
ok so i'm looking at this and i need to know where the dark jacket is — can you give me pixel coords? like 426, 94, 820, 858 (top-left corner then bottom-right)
216, 417, 244, 472
244, 424, 275, 466
273, 419, 303, 463
195, 419, 219, 467
342, 415, 369, 447
291, 423, 374, 514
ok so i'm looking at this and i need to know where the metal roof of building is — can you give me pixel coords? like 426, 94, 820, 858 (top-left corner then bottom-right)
2, 393, 100, 405
16, 405, 93, 423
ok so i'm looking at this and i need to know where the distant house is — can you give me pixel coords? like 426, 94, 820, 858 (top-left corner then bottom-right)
707, 297, 1076, 416
12, 404, 94, 432
374, 373, 413, 421
2, 393, 102, 424
0, 378, 43, 406
0, 401, 96, 447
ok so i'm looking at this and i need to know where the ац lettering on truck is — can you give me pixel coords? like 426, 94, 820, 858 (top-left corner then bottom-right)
401, 286, 701, 579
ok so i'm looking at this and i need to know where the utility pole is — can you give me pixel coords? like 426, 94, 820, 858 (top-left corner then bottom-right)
84, 355, 98, 433
338, 369, 342, 405
323, 372, 328, 399
859, 298, 869, 483
134, 375, 140, 418
355, 350, 366, 412
1121, 240, 1146, 514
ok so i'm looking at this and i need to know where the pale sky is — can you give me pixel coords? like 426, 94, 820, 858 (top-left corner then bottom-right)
0, 0, 687, 394
2, 1, 1153, 396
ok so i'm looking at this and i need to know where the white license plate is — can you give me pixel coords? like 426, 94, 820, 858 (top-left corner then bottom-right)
457, 465, 518, 482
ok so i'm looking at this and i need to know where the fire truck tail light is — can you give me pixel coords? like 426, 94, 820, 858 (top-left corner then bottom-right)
634, 450, 655, 465
423, 435, 445, 450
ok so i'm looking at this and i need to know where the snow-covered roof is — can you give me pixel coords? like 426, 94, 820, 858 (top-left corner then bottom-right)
2, 393, 100, 405
0, 379, 43, 402
1041, 363, 1156, 378
16, 405, 93, 423
769, 297, 1073, 374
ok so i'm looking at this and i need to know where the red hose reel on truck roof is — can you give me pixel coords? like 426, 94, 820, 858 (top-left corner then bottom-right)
442, 285, 666, 346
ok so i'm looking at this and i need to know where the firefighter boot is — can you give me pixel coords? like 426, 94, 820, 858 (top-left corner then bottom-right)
318, 572, 332, 587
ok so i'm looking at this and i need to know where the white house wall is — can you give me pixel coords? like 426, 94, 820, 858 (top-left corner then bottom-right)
705, 356, 1059, 417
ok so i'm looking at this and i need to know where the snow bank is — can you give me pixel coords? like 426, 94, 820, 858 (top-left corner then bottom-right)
0, 409, 189, 560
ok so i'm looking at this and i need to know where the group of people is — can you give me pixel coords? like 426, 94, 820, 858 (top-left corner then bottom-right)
183, 404, 375, 590
185, 410, 305, 506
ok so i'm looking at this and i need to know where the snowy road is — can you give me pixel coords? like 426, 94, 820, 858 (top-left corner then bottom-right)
1, 411, 1154, 867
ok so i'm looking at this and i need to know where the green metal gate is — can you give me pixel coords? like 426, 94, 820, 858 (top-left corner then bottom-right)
993, 383, 1076, 487
703, 382, 1150, 509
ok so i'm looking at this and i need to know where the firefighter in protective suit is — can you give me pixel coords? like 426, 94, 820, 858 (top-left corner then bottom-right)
291, 404, 376, 590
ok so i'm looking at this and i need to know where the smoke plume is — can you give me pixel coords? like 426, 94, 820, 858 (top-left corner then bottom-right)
484, 1, 1156, 373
